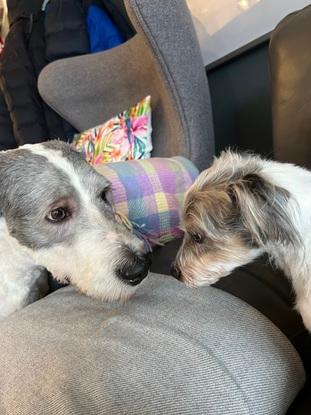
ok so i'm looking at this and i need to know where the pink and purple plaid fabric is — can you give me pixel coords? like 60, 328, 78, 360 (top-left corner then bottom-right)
95, 157, 199, 249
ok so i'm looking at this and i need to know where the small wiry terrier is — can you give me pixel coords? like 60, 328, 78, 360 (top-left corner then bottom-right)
172, 150, 311, 331
0, 141, 150, 319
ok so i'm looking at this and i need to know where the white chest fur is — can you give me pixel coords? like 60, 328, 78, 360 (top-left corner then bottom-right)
0, 218, 43, 319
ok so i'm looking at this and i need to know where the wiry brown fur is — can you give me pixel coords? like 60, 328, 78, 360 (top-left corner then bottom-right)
172, 150, 311, 332
174, 150, 299, 287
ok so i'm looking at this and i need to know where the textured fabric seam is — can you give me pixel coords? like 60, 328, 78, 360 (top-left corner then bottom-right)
127, 0, 191, 160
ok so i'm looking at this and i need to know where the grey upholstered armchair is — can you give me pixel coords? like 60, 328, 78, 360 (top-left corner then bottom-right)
38, 0, 214, 171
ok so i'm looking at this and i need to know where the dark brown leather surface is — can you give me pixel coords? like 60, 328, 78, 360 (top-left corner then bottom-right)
269, 6, 311, 412
270, 5, 311, 169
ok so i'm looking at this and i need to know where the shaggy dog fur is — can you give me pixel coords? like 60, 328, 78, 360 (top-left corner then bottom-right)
0, 141, 150, 319
173, 151, 311, 331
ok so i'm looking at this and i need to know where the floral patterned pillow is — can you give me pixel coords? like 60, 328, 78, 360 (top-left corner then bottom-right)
72, 95, 152, 165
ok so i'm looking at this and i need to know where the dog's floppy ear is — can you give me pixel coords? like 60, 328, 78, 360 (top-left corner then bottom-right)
0, 150, 20, 219
228, 173, 299, 247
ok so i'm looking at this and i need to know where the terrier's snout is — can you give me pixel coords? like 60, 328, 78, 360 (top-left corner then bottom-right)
117, 252, 152, 286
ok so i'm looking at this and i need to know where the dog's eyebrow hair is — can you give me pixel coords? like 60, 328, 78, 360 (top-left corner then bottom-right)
23, 144, 91, 206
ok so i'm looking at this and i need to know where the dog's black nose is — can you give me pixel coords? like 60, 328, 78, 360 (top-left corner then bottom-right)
117, 254, 152, 286
170, 263, 181, 280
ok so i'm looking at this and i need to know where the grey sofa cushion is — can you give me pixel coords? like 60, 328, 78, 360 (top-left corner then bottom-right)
0, 273, 305, 415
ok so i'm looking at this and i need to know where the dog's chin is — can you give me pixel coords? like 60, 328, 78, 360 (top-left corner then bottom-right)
76, 280, 137, 303
181, 268, 231, 287
48, 269, 138, 303
81, 279, 138, 303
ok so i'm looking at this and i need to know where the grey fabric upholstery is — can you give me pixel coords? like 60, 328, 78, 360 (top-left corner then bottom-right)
38, 0, 214, 170
0, 273, 305, 415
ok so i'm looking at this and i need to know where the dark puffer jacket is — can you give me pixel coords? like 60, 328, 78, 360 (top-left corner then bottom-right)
7, 0, 43, 25
0, 90, 15, 151
0, 0, 89, 148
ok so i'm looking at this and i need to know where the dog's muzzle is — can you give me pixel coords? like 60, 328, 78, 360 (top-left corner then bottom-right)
116, 253, 152, 286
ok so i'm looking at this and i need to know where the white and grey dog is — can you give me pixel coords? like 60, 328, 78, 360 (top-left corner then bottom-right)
0, 140, 151, 319
172, 150, 311, 331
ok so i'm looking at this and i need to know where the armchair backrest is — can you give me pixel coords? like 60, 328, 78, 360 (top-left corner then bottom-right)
38, 0, 214, 170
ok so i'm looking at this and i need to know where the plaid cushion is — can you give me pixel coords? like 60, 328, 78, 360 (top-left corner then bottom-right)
95, 157, 199, 249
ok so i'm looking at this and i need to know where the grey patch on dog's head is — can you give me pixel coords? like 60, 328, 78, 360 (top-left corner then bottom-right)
0, 142, 114, 250
227, 172, 299, 247
42, 140, 114, 211
43, 140, 87, 168
0, 148, 76, 249
184, 150, 299, 248
42, 140, 113, 197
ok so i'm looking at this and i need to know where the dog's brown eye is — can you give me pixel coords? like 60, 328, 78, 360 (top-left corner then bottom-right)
100, 190, 108, 203
190, 233, 204, 244
46, 207, 69, 223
